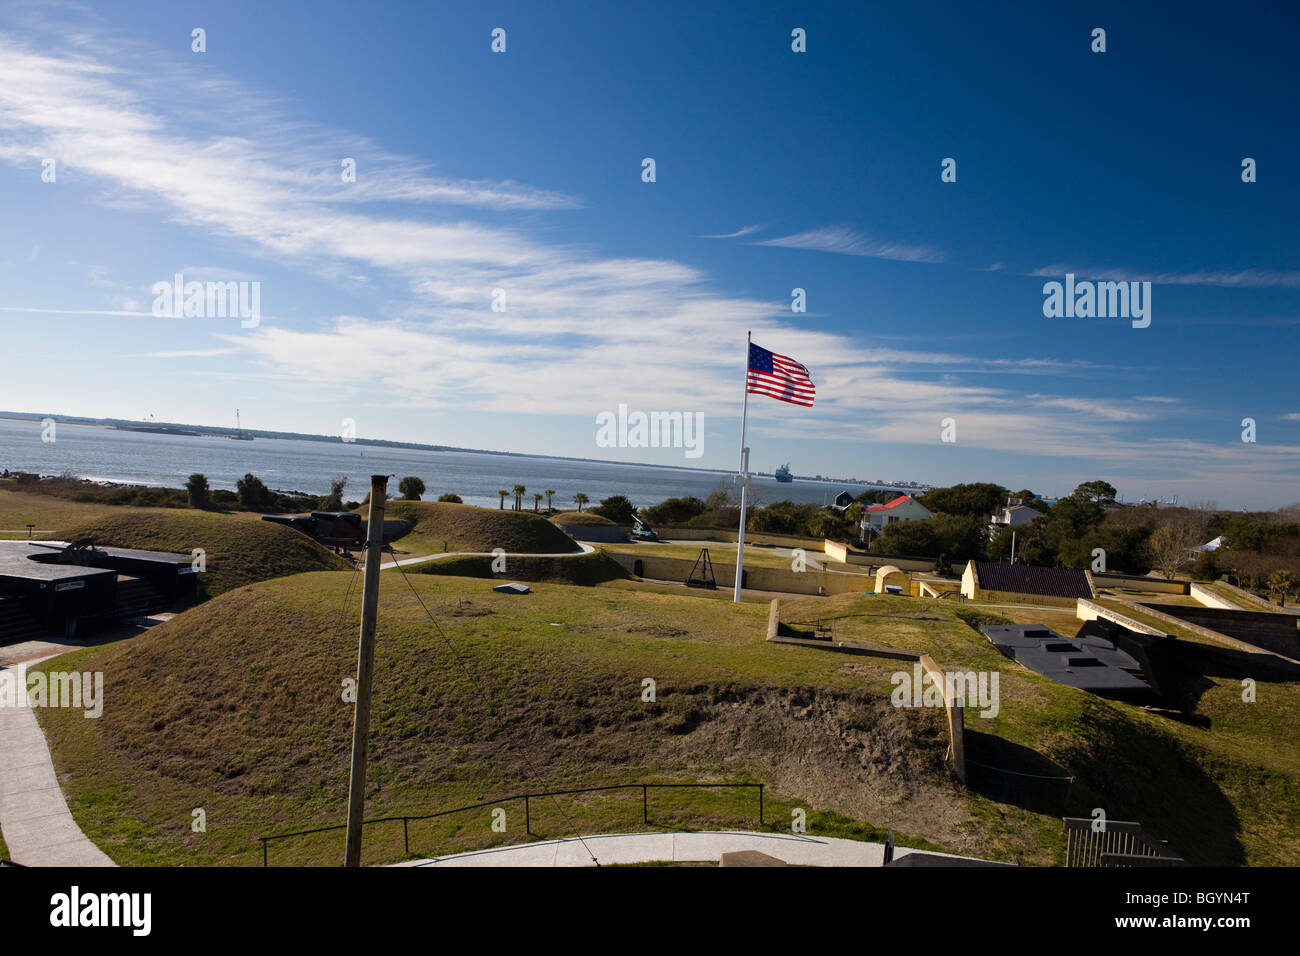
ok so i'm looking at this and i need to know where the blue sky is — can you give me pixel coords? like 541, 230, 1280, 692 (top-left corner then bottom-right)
0, 0, 1297, 508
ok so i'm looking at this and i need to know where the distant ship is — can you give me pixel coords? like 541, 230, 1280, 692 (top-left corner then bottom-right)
230, 409, 253, 441
774, 463, 793, 483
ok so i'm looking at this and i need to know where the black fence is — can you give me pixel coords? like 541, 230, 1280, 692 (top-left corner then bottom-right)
258, 781, 764, 866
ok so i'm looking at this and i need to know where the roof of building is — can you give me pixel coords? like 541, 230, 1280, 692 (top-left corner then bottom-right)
866, 495, 919, 512
980, 624, 1152, 697
972, 560, 1092, 599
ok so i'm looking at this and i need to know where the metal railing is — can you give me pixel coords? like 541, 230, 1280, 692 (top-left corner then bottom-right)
258, 781, 764, 866
1062, 817, 1183, 867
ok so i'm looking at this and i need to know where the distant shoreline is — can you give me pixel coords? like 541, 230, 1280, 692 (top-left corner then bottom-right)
0, 411, 931, 493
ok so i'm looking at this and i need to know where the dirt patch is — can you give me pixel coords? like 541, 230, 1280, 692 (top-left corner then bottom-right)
628, 624, 689, 639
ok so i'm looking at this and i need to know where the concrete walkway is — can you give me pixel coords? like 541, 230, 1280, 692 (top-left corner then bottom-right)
397, 830, 982, 867
0, 654, 115, 866
379, 542, 595, 570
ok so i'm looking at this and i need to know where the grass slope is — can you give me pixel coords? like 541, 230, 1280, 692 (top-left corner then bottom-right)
412, 551, 628, 586
59, 511, 350, 597
381, 501, 581, 556
549, 511, 617, 526
34, 584, 1300, 867
36, 573, 962, 867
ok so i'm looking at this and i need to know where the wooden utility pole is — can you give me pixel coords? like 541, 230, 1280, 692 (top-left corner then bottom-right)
344, 474, 388, 867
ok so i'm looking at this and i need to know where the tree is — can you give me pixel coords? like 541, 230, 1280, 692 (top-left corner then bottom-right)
1069, 480, 1118, 504
919, 483, 1010, 518
438, 493, 462, 503
398, 476, 426, 500
593, 495, 637, 525
1268, 569, 1295, 605
532, 492, 543, 512
513, 484, 526, 511
1147, 522, 1202, 580
236, 473, 270, 512
185, 473, 210, 509
497, 489, 509, 510
644, 496, 706, 525
323, 476, 348, 511
807, 510, 844, 540
844, 502, 865, 541
573, 493, 589, 513
544, 489, 556, 511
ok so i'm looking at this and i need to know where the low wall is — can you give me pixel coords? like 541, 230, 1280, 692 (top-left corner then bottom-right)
973, 587, 1078, 609
1076, 599, 1167, 636
554, 524, 626, 543
821, 541, 936, 573
606, 551, 876, 596
1141, 603, 1300, 658
1092, 572, 1189, 594
1189, 582, 1237, 610
655, 526, 826, 550
919, 654, 966, 785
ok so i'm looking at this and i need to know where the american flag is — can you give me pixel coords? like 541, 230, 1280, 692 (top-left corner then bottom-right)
746, 341, 815, 407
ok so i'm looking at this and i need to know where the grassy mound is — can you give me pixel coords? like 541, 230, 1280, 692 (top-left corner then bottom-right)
549, 511, 617, 527
35, 583, 1300, 867
36, 575, 963, 866
380, 501, 580, 555
58, 511, 350, 598
412, 550, 628, 586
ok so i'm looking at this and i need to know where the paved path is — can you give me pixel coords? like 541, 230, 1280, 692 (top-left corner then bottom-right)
378, 542, 595, 570
0, 654, 116, 866
397, 830, 984, 867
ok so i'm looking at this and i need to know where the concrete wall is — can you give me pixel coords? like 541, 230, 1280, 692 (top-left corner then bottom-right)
919, 654, 966, 785
606, 550, 877, 596
655, 526, 827, 550
1190, 582, 1238, 609
554, 523, 626, 543
1092, 572, 1188, 594
1076, 599, 1167, 636
822, 541, 936, 572
1141, 603, 1300, 658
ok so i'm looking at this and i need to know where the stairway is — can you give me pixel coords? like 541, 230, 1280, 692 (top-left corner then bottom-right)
113, 576, 171, 620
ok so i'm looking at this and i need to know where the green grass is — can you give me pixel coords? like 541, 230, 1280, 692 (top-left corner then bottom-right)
380, 500, 581, 557
549, 511, 616, 526
411, 550, 628, 586
605, 539, 858, 572
0, 487, 166, 537
0, 821, 9, 861
57, 510, 351, 598
32, 581, 1300, 867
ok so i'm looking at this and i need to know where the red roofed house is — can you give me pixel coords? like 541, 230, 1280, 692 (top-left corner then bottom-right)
862, 495, 933, 534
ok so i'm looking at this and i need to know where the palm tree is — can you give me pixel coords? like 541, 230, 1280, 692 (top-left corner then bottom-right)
497, 489, 509, 510
544, 489, 556, 511
533, 492, 543, 512
1268, 569, 1295, 606
513, 484, 526, 511
574, 492, 589, 513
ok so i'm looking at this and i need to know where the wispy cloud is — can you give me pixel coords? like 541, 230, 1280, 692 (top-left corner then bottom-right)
754, 225, 944, 263
1029, 264, 1300, 289
701, 224, 763, 239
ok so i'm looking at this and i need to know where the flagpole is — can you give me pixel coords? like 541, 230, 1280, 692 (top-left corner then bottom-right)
734, 331, 751, 603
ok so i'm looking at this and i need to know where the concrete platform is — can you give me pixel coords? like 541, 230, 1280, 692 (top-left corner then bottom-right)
397, 830, 995, 868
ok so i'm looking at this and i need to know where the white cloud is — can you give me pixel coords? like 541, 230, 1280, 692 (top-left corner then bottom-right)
754, 225, 944, 263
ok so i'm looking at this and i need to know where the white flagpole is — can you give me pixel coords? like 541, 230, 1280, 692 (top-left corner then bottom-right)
733, 331, 752, 603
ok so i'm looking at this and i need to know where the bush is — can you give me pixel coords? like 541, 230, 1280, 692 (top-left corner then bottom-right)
322, 477, 348, 511
593, 495, 637, 525
643, 496, 705, 525
438, 493, 462, 503
185, 473, 210, 509
399, 476, 426, 501
236, 473, 271, 512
